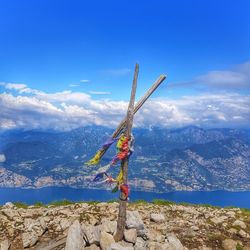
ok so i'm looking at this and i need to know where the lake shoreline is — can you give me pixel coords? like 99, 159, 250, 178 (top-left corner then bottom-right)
1, 187, 250, 209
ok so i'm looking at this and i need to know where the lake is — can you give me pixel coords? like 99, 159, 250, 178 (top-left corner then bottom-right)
0, 187, 250, 209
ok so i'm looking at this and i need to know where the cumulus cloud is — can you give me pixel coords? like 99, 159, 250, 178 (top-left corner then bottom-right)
2, 82, 27, 90
169, 61, 250, 90
0, 90, 249, 131
134, 94, 250, 128
0, 154, 6, 163
1, 62, 249, 131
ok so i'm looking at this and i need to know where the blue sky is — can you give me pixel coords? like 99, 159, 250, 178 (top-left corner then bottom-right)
0, 0, 250, 130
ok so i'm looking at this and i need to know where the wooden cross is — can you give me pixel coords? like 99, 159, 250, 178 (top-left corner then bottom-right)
114, 64, 166, 241
114, 63, 139, 241
86, 63, 166, 241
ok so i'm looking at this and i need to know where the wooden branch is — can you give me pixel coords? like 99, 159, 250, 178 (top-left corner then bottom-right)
91, 74, 166, 163
114, 63, 139, 242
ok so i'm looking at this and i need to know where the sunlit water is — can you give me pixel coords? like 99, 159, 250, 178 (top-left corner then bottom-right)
0, 187, 250, 208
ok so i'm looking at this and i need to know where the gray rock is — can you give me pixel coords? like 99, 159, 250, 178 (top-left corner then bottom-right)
210, 216, 227, 225
150, 213, 165, 223
3, 202, 14, 209
100, 232, 115, 250
2, 208, 20, 219
134, 237, 147, 250
228, 228, 237, 234
85, 245, 100, 250
100, 219, 117, 235
199, 246, 212, 250
124, 229, 137, 244
22, 232, 39, 248
190, 226, 199, 231
222, 239, 238, 250
238, 229, 250, 238
126, 211, 145, 237
109, 242, 134, 250
60, 218, 71, 231
119, 241, 134, 248
82, 224, 101, 245
165, 234, 184, 250
233, 220, 246, 229
148, 229, 164, 242
226, 211, 235, 218
65, 220, 85, 250
0, 239, 10, 250
148, 241, 171, 250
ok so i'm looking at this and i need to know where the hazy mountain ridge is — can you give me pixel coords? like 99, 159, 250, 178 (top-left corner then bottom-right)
0, 126, 250, 191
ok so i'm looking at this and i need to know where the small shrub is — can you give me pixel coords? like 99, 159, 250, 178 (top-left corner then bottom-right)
48, 199, 74, 206
34, 201, 44, 207
86, 200, 99, 205
236, 243, 243, 250
240, 208, 250, 216
198, 204, 220, 209
152, 199, 175, 206
107, 199, 117, 203
13, 202, 28, 208
132, 199, 148, 205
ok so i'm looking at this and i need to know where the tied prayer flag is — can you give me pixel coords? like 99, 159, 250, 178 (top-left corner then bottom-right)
85, 150, 102, 166
102, 137, 118, 148
120, 184, 129, 199
93, 172, 107, 182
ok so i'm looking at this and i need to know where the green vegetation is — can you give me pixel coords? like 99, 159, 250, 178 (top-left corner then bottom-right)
152, 199, 176, 206
85, 200, 99, 205
132, 199, 148, 205
13, 202, 28, 208
34, 201, 44, 207
107, 199, 117, 203
240, 208, 250, 215
3, 199, 248, 211
236, 243, 244, 250
198, 203, 220, 209
48, 199, 74, 206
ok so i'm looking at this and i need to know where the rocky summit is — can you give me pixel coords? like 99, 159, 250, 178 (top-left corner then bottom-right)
0, 201, 250, 250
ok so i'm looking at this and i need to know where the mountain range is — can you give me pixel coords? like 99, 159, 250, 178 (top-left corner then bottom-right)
0, 126, 250, 192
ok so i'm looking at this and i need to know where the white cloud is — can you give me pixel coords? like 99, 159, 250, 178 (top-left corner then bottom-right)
5, 83, 27, 90
169, 61, 250, 90
80, 79, 90, 83
0, 91, 249, 131
1, 61, 249, 131
0, 154, 6, 163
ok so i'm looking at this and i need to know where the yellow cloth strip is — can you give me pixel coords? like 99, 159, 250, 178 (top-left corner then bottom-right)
116, 168, 123, 184
116, 134, 126, 150
85, 150, 102, 166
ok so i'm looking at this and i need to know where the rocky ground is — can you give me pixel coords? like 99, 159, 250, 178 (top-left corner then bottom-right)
0, 201, 250, 250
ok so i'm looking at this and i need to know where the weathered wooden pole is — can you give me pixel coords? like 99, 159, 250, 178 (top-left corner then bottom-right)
114, 63, 139, 241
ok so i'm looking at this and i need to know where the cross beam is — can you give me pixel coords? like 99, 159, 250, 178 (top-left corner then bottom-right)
90, 74, 166, 163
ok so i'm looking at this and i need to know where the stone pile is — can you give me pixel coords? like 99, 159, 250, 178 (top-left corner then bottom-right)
0, 201, 250, 249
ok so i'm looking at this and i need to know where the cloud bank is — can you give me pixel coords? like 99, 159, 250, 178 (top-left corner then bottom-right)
169, 61, 250, 91
0, 90, 249, 131
0, 62, 249, 131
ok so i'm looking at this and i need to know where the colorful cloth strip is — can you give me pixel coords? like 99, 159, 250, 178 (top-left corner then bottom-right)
120, 184, 129, 199
85, 136, 119, 166
85, 150, 102, 166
